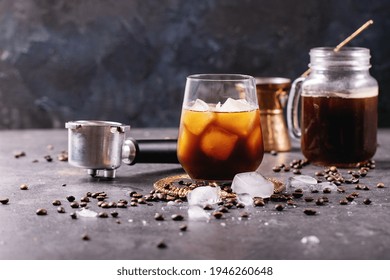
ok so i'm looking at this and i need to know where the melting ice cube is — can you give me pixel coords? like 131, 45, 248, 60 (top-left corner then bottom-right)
187, 186, 220, 206
313, 182, 338, 192
287, 175, 317, 191
301, 235, 320, 246
200, 127, 238, 160
218, 98, 253, 112
189, 98, 210, 111
188, 205, 210, 221
231, 172, 274, 200
236, 193, 253, 206
77, 208, 98, 218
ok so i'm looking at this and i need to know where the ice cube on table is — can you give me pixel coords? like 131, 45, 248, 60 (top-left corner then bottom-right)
217, 98, 253, 112
312, 182, 338, 192
187, 186, 220, 206
188, 205, 210, 221
231, 172, 274, 199
236, 193, 254, 206
77, 208, 98, 218
287, 175, 318, 192
200, 127, 238, 160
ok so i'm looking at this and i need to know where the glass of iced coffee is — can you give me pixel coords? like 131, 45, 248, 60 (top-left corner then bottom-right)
177, 74, 264, 182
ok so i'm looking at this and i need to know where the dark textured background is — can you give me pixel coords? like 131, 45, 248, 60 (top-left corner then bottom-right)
0, 0, 389, 129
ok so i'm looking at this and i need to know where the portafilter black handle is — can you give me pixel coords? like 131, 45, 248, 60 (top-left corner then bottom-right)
122, 138, 178, 165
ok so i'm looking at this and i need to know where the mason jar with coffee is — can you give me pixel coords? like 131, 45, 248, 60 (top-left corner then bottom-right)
287, 47, 378, 167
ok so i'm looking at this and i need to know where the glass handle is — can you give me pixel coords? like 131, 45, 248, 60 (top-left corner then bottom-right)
286, 77, 305, 139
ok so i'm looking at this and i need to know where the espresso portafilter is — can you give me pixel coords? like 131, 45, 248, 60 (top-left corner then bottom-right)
65, 120, 178, 178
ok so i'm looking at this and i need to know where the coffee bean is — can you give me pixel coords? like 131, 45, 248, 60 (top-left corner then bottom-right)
96, 196, 105, 201
157, 241, 167, 249
311, 189, 319, 193
377, 182, 385, 188
82, 234, 90, 241
179, 224, 187, 231
154, 213, 164, 221
224, 202, 234, 209
304, 197, 314, 202
14, 151, 26, 158
36, 208, 47, 215
292, 169, 301, 175
117, 199, 128, 205
329, 166, 338, 172
346, 195, 354, 202
44, 155, 53, 162
130, 202, 137, 207
98, 212, 108, 218
97, 201, 104, 207
110, 211, 119, 218
339, 199, 348, 205
0, 197, 10, 204
70, 212, 77, 219
315, 171, 324, 177
57, 206, 65, 213
131, 193, 143, 199
337, 187, 346, 193
91, 192, 100, 198
80, 196, 90, 203
70, 202, 79, 208
203, 204, 213, 210
270, 150, 278, 156
20, 184, 29, 190
363, 198, 372, 205
240, 211, 250, 218
363, 185, 370, 191
236, 202, 245, 208
218, 206, 229, 213
315, 198, 325, 206
283, 166, 291, 172
254, 199, 265, 207
350, 192, 360, 197
355, 184, 363, 190
323, 187, 332, 194
303, 209, 317, 216
101, 202, 109, 208
137, 198, 147, 204
118, 202, 127, 208
287, 200, 296, 206
272, 166, 281, 172
80, 202, 88, 208
66, 195, 75, 202
52, 200, 61, 206
212, 211, 224, 219
292, 192, 303, 198
321, 196, 329, 203
171, 214, 184, 221
351, 178, 360, 184
275, 204, 285, 211
108, 202, 116, 208
86, 192, 92, 197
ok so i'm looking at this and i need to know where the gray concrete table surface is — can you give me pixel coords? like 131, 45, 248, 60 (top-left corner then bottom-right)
0, 128, 389, 260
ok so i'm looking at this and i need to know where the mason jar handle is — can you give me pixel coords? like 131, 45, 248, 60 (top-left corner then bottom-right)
286, 76, 305, 139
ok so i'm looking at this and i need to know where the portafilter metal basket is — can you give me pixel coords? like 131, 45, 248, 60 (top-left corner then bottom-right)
65, 120, 178, 178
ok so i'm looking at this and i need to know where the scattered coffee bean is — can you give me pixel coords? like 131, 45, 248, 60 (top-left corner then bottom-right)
131, 193, 143, 199
363, 185, 370, 191
0, 197, 10, 204
80, 196, 90, 203
70, 202, 79, 208
304, 197, 314, 202
14, 151, 26, 158
110, 211, 119, 218
100, 202, 109, 208
157, 241, 167, 249
303, 209, 317, 216
275, 204, 285, 211
363, 198, 372, 205
315, 171, 324, 177
272, 166, 281, 172
86, 192, 92, 197
171, 214, 184, 221
315, 198, 325, 206
98, 212, 108, 218
377, 182, 385, 188
321, 196, 329, 203
292, 192, 303, 198
97, 201, 104, 207
337, 187, 346, 193
91, 192, 100, 198
346, 195, 354, 202
253, 199, 265, 207
323, 187, 332, 194
52, 200, 61, 206
44, 155, 53, 162
80, 202, 88, 208
203, 204, 213, 210
240, 211, 250, 218
283, 166, 291, 172
236, 202, 245, 208
292, 169, 301, 175
217, 206, 229, 213
287, 200, 296, 206
179, 224, 187, 231
329, 166, 338, 172
339, 199, 348, 205
70, 212, 77, 219
154, 213, 164, 221
81, 234, 90, 241
57, 206, 66, 213
66, 195, 75, 202
19, 184, 29, 190
130, 202, 137, 207
137, 198, 147, 204
96, 196, 106, 201
270, 150, 278, 156
212, 211, 224, 219
117, 202, 127, 208
311, 189, 319, 193
350, 192, 360, 197
36, 208, 47, 215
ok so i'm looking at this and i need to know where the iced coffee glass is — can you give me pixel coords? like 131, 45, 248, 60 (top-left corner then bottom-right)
177, 74, 264, 182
